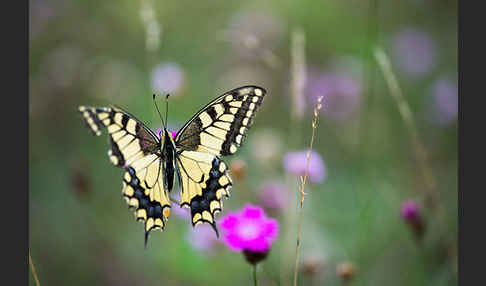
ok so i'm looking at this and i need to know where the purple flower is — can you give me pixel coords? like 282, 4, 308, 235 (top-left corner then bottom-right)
151, 62, 185, 95
220, 204, 278, 253
186, 224, 219, 253
283, 150, 326, 183
400, 199, 426, 240
392, 27, 438, 77
307, 70, 362, 121
257, 181, 289, 212
400, 199, 420, 221
429, 76, 458, 126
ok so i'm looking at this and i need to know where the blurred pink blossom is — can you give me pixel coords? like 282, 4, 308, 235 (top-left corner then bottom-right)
186, 224, 219, 253
429, 76, 458, 126
257, 181, 289, 212
151, 62, 185, 95
392, 27, 438, 77
307, 70, 362, 121
283, 150, 327, 183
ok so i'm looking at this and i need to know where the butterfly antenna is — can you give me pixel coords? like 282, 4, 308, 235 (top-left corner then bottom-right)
165, 94, 170, 129
153, 94, 166, 129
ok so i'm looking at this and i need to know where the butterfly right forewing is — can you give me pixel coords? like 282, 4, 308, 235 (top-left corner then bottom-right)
79, 106, 171, 245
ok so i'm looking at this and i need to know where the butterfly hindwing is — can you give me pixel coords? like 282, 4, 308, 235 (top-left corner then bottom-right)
176, 151, 232, 233
78, 106, 171, 243
175, 86, 266, 156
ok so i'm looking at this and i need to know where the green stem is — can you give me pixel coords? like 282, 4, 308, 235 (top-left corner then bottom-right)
253, 264, 258, 286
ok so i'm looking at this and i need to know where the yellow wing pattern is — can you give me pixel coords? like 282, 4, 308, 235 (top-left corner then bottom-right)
78, 106, 170, 244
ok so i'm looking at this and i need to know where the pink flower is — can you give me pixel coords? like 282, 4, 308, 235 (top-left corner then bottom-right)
156, 128, 177, 140
391, 27, 438, 78
307, 70, 362, 121
257, 181, 289, 213
186, 224, 219, 253
283, 150, 326, 183
400, 199, 420, 221
429, 76, 458, 126
151, 62, 185, 94
220, 204, 279, 253
400, 199, 426, 240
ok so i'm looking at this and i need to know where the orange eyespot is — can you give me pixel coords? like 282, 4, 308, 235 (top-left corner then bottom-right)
163, 208, 171, 218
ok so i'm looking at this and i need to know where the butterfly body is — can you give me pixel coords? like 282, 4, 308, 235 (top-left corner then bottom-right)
79, 86, 266, 246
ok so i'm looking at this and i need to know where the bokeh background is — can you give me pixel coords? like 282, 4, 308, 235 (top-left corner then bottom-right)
29, 0, 458, 285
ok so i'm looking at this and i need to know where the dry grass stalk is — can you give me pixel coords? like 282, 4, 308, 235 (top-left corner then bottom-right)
280, 28, 308, 286
29, 249, 41, 286
290, 28, 307, 122
374, 47, 442, 211
293, 96, 323, 286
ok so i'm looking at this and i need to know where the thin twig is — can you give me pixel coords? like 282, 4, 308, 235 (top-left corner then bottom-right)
374, 47, 442, 211
293, 96, 323, 286
29, 249, 41, 286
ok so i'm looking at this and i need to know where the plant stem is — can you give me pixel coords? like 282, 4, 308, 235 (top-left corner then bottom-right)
253, 264, 258, 286
29, 249, 40, 286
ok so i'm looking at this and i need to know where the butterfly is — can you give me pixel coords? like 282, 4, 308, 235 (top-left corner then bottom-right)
78, 85, 266, 246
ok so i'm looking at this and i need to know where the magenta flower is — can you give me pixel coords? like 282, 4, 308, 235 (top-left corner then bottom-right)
151, 62, 185, 95
400, 199, 420, 221
257, 181, 289, 213
220, 205, 278, 253
400, 199, 425, 240
283, 150, 326, 183
156, 128, 177, 140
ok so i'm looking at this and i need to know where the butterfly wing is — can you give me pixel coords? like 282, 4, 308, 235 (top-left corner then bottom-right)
175, 85, 266, 156
174, 86, 266, 231
176, 150, 232, 233
78, 106, 171, 245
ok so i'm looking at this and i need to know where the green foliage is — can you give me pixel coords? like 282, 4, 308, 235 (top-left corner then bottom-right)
29, 0, 457, 285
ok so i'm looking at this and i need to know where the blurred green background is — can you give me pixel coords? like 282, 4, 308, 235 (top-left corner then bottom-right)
29, 0, 457, 285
